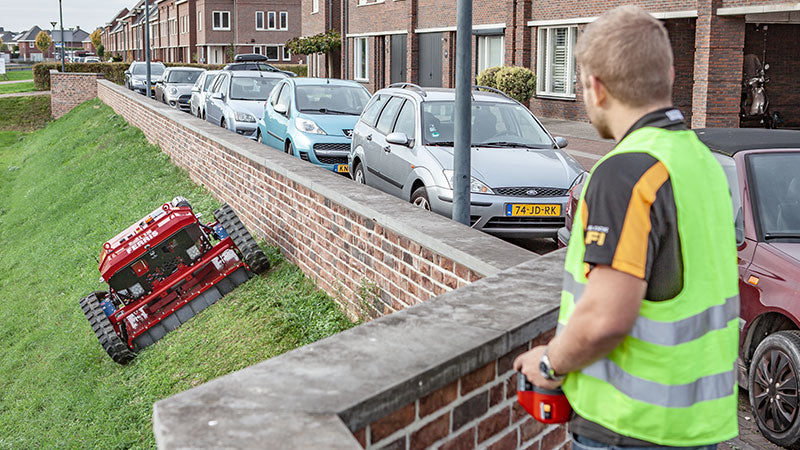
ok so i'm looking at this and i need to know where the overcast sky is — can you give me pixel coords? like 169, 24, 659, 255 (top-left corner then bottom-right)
1, 1, 133, 34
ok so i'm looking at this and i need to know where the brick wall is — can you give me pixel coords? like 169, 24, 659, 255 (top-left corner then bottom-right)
50, 72, 104, 119
743, 23, 800, 128
666, 18, 696, 123
94, 79, 535, 320
352, 330, 569, 450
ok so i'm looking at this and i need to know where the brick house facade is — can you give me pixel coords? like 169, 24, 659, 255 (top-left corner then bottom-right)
333, 0, 800, 128
301, 0, 342, 77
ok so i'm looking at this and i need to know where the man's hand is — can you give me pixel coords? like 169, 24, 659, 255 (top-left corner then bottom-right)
513, 345, 563, 391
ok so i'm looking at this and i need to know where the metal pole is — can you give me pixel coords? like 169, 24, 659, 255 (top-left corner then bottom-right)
145, 0, 151, 96
58, 0, 65, 71
452, 0, 472, 226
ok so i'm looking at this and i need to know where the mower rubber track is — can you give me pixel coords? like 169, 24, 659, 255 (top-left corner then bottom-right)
214, 204, 270, 274
79, 291, 137, 364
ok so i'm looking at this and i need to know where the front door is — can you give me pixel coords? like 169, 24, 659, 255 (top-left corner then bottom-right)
390, 34, 407, 84
418, 33, 442, 87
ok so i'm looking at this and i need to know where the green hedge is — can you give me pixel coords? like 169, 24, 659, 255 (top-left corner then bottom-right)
34, 62, 308, 90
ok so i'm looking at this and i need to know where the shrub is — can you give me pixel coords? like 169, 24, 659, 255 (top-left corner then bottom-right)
476, 66, 502, 89
494, 66, 536, 104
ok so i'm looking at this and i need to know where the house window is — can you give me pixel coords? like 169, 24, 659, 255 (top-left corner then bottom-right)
477, 35, 504, 74
254, 46, 262, 55
256, 12, 265, 30
265, 45, 279, 61
279, 12, 288, 30
213, 11, 230, 30
354, 37, 368, 81
267, 12, 276, 30
170, 18, 177, 36
282, 46, 291, 61
312, 0, 319, 13
536, 26, 578, 98
197, 12, 202, 31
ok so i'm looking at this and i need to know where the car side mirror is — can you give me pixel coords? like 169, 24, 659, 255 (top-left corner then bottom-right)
386, 132, 410, 146
274, 103, 288, 115
124, 70, 130, 75
191, 86, 200, 93
211, 92, 224, 100
554, 136, 568, 148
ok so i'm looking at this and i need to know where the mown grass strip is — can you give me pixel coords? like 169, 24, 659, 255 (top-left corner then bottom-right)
0, 81, 36, 95
0, 99, 355, 449
0, 95, 51, 131
1, 69, 33, 81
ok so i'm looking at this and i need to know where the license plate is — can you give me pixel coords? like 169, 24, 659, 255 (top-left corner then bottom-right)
506, 204, 561, 217
336, 164, 350, 173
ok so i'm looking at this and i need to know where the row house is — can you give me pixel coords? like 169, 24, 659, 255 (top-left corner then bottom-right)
15, 26, 53, 61
307, 0, 800, 128
100, 0, 303, 65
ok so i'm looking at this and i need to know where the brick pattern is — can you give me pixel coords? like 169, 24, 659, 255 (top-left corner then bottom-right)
95, 81, 484, 320
50, 72, 104, 119
354, 329, 569, 450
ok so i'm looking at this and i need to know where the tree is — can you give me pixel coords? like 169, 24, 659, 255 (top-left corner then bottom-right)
0, 37, 7, 52
35, 31, 53, 56
225, 43, 236, 63
90, 29, 102, 50
97, 44, 105, 59
286, 30, 342, 76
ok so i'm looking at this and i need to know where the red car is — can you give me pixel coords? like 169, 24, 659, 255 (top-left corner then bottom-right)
558, 128, 800, 447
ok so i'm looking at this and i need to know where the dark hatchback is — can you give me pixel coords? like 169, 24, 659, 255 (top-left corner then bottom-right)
559, 128, 800, 448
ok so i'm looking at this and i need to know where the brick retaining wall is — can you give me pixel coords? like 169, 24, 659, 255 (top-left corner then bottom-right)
94, 79, 535, 320
50, 71, 103, 119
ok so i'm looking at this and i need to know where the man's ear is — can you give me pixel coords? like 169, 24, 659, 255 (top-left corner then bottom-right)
588, 75, 607, 108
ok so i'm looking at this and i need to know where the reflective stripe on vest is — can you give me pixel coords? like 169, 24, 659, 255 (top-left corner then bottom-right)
559, 127, 739, 446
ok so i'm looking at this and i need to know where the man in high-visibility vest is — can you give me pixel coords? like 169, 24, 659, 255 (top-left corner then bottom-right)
514, 5, 738, 449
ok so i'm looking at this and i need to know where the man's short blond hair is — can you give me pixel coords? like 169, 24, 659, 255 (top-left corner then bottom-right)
575, 5, 673, 107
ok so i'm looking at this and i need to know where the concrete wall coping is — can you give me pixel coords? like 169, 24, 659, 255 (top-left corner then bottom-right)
152, 249, 564, 448
96, 79, 536, 278
50, 70, 105, 76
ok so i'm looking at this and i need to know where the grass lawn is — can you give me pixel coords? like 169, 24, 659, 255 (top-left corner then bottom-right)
1, 69, 33, 81
0, 81, 36, 95
0, 95, 51, 131
0, 99, 355, 449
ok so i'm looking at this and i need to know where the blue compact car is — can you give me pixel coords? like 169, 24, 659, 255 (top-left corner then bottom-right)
257, 78, 371, 174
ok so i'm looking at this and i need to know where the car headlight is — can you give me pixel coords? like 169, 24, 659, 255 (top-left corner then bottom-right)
294, 117, 326, 135
235, 111, 256, 123
168, 87, 178, 96
442, 170, 494, 194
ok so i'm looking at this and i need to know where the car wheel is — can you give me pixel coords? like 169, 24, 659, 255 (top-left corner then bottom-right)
221, 118, 226, 129
286, 141, 294, 157
353, 163, 366, 184
411, 186, 431, 210
257, 130, 263, 144
749, 330, 800, 448
202, 111, 206, 120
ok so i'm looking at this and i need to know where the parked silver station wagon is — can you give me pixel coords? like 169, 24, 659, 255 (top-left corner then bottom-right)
348, 84, 586, 239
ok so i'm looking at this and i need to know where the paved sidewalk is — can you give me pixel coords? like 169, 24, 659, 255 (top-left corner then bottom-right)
0, 79, 33, 85
0, 90, 50, 99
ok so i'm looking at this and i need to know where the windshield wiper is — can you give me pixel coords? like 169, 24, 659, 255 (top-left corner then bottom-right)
300, 108, 357, 115
427, 141, 455, 146
764, 233, 800, 240
475, 141, 550, 149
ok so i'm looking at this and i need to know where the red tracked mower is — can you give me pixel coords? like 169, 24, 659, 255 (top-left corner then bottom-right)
79, 197, 269, 364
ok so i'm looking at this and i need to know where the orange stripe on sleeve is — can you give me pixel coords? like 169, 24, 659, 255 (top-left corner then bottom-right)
580, 198, 588, 231
612, 161, 670, 279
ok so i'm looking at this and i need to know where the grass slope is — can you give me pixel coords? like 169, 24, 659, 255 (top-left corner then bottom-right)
0, 99, 355, 449
0, 81, 35, 95
0, 96, 51, 131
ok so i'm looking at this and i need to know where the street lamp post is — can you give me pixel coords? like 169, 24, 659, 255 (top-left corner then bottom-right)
58, 0, 65, 71
452, 0, 472, 226
50, 21, 57, 62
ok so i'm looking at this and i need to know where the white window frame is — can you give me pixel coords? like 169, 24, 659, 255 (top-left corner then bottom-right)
256, 11, 265, 30
267, 11, 277, 30
476, 34, 504, 74
536, 25, 578, 99
197, 12, 202, 31
254, 45, 262, 55
358, 0, 385, 5
264, 45, 280, 61
282, 45, 291, 61
354, 37, 368, 82
312, 0, 319, 13
212, 11, 230, 31
170, 18, 178, 36
279, 12, 288, 30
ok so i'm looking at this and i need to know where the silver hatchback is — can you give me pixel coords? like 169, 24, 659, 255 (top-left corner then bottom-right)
348, 84, 586, 239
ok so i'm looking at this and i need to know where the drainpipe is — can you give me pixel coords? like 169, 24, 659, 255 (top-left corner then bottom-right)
342, 0, 348, 78
233, 0, 238, 60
